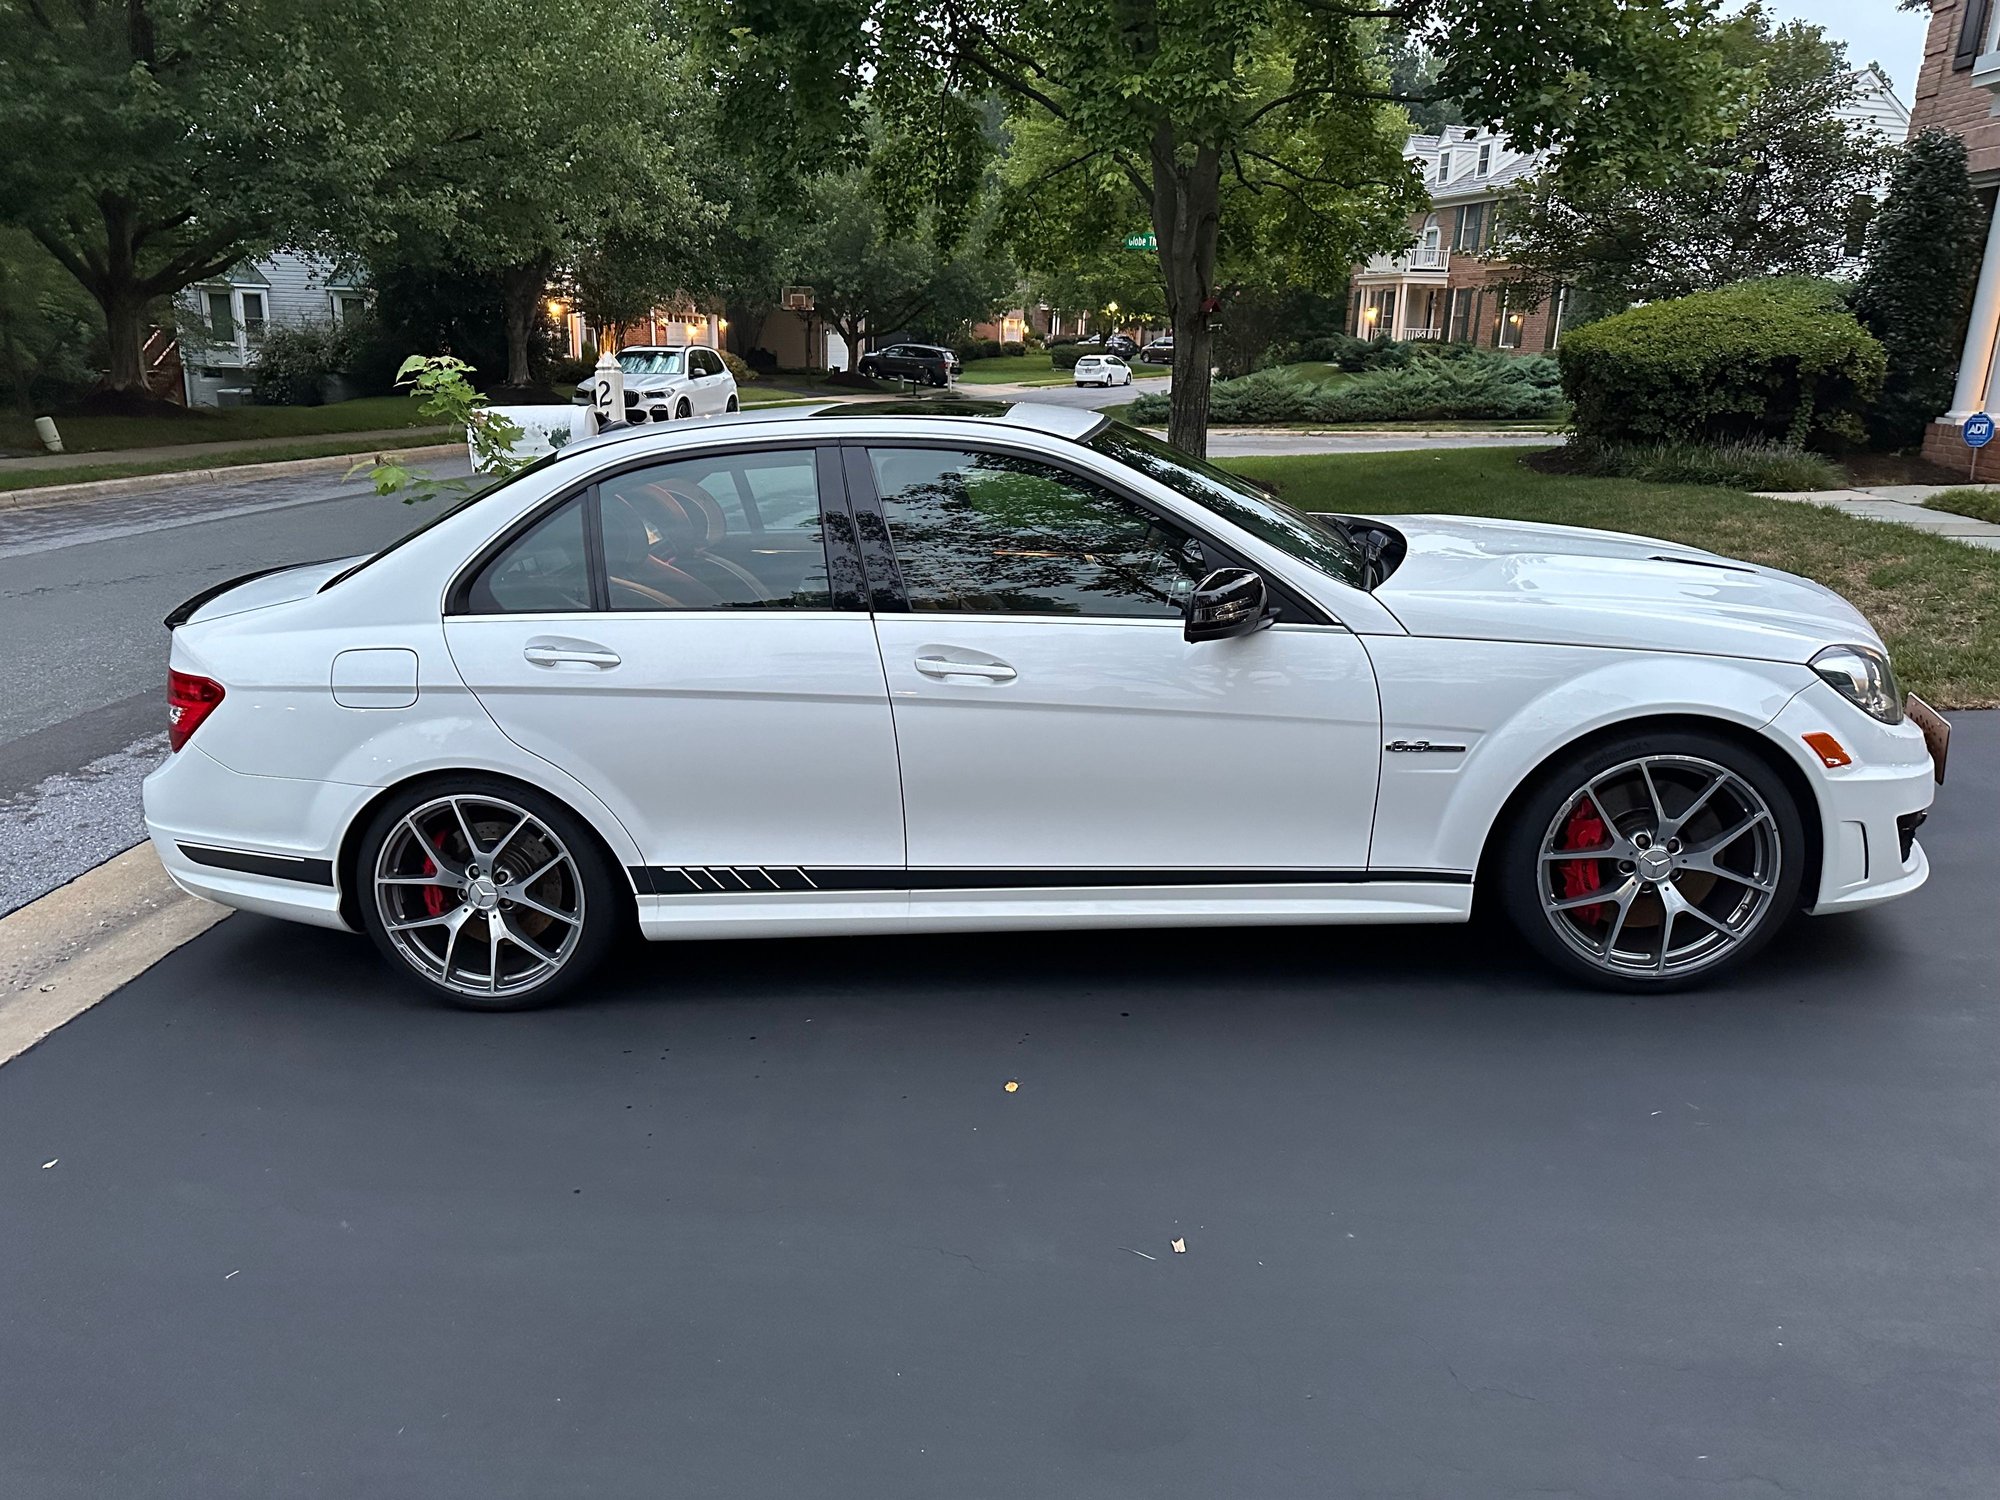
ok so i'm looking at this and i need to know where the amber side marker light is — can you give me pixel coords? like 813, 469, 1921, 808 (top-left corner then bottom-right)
1803, 732, 1852, 769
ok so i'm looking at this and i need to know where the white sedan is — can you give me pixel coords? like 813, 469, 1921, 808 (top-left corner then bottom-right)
146, 403, 1942, 1010
1073, 353, 1133, 387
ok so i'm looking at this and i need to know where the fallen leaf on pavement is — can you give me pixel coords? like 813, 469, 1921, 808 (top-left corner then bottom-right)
1171, 1238, 1186, 1253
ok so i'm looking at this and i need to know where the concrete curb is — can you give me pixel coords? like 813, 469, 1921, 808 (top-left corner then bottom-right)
0, 844, 228, 1067
0, 441, 464, 512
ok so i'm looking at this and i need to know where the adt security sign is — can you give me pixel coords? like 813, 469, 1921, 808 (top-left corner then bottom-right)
1964, 412, 1994, 449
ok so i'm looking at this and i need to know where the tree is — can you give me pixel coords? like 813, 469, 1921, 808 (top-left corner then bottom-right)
0, 0, 397, 404
787, 173, 1013, 361
704, 0, 1735, 455
0, 228, 101, 415
1852, 130, 1987, 449
352, 0, 716, 391
1503, 6, 1890, 311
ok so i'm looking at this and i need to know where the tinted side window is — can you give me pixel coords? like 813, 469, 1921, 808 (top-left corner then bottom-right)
867, 447, 1205, 618
464, 494, 594, 614
596, 450, 832, 610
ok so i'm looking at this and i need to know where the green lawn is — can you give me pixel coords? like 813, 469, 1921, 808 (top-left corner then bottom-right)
956, 350, 1170, 387
1228, 447, 2000, 710
0, 432, 462, 493
1923, 487, 2000, 525
0, 395, 453, 455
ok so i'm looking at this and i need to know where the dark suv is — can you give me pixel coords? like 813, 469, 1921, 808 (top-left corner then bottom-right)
857, 343, 962, 386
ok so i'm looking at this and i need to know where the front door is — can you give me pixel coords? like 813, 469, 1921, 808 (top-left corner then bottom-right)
443, 444, 904, 881
852, 443, 1381, 883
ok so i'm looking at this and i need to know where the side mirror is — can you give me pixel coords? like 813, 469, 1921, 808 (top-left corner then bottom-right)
1184, 567, 1276, 643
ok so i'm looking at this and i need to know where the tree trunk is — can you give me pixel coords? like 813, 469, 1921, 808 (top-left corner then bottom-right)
499, 262, 547, 389
1149, 126, 1222, 457
98, 283, 149, 396
724, 301, 767, 357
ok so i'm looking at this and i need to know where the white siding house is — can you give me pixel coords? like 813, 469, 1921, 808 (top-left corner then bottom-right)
177, 252, 367, 406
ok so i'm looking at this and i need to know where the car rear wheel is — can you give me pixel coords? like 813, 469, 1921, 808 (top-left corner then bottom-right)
726, 394, 739, 412
1496, 730, 1806, 990
356, 780, 624, 1011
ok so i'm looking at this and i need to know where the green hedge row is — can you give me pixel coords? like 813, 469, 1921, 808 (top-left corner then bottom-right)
1127, 350, 1565, 425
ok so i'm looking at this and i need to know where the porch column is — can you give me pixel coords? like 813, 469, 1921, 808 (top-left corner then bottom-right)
1949, 199, 2000, 420
1391, 283, 1406, 340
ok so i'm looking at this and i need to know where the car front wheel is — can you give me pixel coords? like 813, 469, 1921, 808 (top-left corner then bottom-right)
355, 780, 624, 1011
1496, 730, 1806, 990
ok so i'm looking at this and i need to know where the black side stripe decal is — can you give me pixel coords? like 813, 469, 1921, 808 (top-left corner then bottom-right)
629, 865, 1471, 895
179, 843, 336, 887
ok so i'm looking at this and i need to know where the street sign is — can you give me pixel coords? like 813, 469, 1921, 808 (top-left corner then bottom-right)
1123, 231, 1157, 251
1964, 412, 1994, 448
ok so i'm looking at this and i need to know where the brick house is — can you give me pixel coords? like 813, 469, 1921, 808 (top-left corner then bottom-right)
1348, 128, 1564, 355
1913, 0, 2000, 474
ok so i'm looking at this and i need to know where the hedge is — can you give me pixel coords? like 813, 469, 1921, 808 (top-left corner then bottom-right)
1127, 349, 1565, 425
1558, 279, 1886, 449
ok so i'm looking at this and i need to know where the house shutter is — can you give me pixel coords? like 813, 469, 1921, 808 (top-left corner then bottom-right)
1956, 0, 1992, 71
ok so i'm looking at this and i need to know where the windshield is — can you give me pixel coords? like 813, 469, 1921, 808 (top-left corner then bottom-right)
618, 350, 683, 377
1088, 422, 1366, 589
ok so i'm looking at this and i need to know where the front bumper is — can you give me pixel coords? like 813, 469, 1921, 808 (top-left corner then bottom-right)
1767, 682, 1938, 914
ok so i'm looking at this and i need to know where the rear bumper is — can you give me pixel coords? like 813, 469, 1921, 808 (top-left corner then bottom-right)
143, 744, 363, 932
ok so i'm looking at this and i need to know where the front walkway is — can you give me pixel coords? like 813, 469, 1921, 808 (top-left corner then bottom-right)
1754, 484, 2000, 551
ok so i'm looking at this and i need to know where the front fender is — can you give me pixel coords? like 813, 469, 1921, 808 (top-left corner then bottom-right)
1362, 637, 1817, 874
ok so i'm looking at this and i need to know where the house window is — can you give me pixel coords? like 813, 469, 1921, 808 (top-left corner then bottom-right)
331, 291, 369, 324
1453, 203, 1488, 252
205, 290, 234, 344
239, 291, 267, 344
1438, 151, 1453, 181
1448, 288, 1477, 343
1477, 143, 1492, 176
1545, 286, 1568, 351
1358, 286, 1397, 338
1497, 293, 1524, 350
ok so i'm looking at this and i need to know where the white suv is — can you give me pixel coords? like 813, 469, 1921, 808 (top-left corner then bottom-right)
1073, 354, 1132, 388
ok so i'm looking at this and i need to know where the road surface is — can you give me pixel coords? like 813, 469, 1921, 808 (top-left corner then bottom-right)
0, 716, 1990, 1499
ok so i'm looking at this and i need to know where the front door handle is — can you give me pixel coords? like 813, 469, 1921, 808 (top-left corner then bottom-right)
524, 641, 621, 669
915, 654, 1017, 682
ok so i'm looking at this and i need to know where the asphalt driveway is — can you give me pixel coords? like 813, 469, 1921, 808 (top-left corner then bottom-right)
1, 718, 1994, 1499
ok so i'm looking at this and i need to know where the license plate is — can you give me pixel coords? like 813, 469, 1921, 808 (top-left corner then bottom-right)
1906, 693, 1950, 785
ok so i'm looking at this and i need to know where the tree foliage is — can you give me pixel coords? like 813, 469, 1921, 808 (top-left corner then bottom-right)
0, 0, 400, 402
785, 173, 1014, 362
1502, 5, 1890, 311
705, 0, 1737, 454
1852, 129, 1987, 449
0, 228, 100, 414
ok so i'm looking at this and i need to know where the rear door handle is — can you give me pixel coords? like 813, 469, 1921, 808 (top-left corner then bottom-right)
524, 641, 621, 669
915, 654, 1016, 682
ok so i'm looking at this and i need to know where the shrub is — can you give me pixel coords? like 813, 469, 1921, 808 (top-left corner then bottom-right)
1050, 346, 1084, 370
719, 349, 756, 384
1559, 279, 1886, 449
1126, 350, 1565, 425
1001, 340, 1026, 357
1046, 335, 1082, 349
249, 323, 343, 405
548, 355, 594, 389
744, 347, 779, 373
1561, 436, 1845, 492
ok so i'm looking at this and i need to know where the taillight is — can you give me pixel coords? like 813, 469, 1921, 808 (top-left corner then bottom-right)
167, 670, 224, 752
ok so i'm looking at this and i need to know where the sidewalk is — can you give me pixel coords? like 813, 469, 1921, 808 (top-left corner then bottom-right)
1753, 483, 2000, 552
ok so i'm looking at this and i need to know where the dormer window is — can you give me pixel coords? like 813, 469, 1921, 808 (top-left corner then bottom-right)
1478, 143, 1492, 175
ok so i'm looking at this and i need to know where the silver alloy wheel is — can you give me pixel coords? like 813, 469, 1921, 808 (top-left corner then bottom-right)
1537, 754, 1781, 979
373, 794, 586, 999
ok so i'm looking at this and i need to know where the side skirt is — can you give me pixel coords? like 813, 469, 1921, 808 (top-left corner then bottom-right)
628, 868, 1473, 941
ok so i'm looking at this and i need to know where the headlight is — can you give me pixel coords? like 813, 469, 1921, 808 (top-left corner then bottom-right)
1811, 644, 1903, 724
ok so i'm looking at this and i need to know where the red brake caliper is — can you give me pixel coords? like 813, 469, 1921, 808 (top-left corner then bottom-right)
421, 830, 452, 918
1557, 799, 1607, 925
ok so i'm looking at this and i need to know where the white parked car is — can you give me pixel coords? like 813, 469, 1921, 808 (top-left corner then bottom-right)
571, 345, 738, 423
1073, 354, 1133, 388
146, 403, 1943, 1010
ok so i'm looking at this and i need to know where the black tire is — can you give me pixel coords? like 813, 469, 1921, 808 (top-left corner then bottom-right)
1494, 728, 1807, 991
354, 776, 627, 1012
726, 394, 740, 412
675, 398, 691, 420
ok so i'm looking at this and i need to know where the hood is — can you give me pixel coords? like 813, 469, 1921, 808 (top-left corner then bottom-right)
177, 557, 362, 627
1370, 515, 1880, 663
